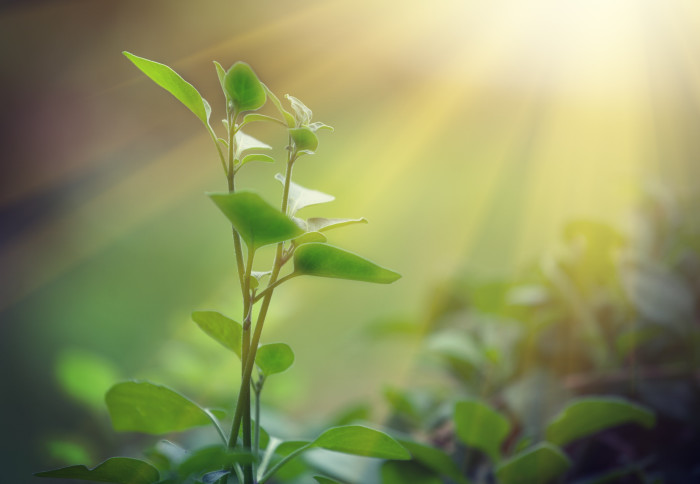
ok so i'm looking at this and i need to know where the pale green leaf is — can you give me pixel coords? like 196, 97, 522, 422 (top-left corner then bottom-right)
256, 343, 295, 376
289, 127, 318, 152
494, 443, 571, 484
235, 131, 271, 158
285, 94, 313, 126
224, 62, 266, 112
306, 217, 368, 233
208, 191, 303, 250
293, 231, 328, 246
294, 243, 401, 284
213, 61, 228, 102
274, 173, 334, 215
241, 153, 276, 166
123, 52, 210, 126
312, 425, 410, 460
454, 400, 510, 462
106, 381, 217, 434
240, 113, 286, 128
546, 397, 655, 447
263, 84, 295, 126
36, 457, 159, 484
309, 121, 334, 132
191, 311, 242, 357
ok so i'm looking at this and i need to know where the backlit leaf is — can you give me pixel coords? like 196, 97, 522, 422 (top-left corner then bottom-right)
312, 426, 410, 460
263, 84, 295, 127
454, 400, 510, 462
241, 153, 276, 166
224, 62, 266, 112
235, 131, 272, 158
240, 113, 285, 128
289, 127, 318, 152
123, 52, 210, 126
285, 94, 313, 126
256, 343, 295, 376
36, 457, 159, 484
106, 381, 217, 435
306, 217, 368, 233
309, 122, 334, 133
494, 443, 571, 484
275, 173, 334, 215
208, 191, 303, 250
293, 231, 328, 246
294, 243, 401, 284
191, 311, 242, 357
546, 397, 655, 447
213, 61, 228, 103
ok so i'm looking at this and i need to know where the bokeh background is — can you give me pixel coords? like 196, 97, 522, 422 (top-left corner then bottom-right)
2, 0, 699, 481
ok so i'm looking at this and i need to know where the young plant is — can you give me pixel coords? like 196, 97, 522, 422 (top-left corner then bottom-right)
36, 53, 408, 483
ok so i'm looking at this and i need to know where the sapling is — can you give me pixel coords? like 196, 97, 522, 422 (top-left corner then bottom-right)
36, 53, 409, 484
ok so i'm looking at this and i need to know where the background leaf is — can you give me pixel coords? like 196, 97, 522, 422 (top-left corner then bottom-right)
106, 381, 217, 434
546, 397, 655, 447
123, 52, 210, 126
294, 243, 401, 284
381, 461, 444, 484
399, 440, 470, 484
313, 477, 343, 484
191, 311, 242, 357
494, 443, 571, 484
454, 400, 510, 462
312, 425, 410, 460
36, 457, 159, 484
208, 191, 303, 249
256, 343, 295, 376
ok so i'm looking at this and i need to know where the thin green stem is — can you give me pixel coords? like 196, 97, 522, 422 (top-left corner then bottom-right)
253, 379, 262, 460
207, 125, 228, 176
203, 409, 228, 445
258, 443, 312, 484
252, 273, 298, 303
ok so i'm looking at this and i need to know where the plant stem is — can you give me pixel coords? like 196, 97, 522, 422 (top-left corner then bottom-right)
258, 443, 312, 484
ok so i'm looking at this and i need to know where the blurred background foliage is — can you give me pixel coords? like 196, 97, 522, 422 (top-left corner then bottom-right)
1, 0, 699, 482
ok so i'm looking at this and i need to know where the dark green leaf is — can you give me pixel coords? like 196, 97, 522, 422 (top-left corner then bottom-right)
191, 311, 242, 357
306, 217, 368, 233
36, 457, 159, 484
494, 443, 571, 484
289, 127, 319, 152
123, 52, 210, 126
256, 343, 295, 376
313, 477, 343, 484
178, 445, 253, 478
241, 153, 276, 166
224, 62, 266, 112
399, 440, 470, 484
275, 173, 334, 215
312, 425, 410, 460
106, 381, 217, 434
546, 397, 655, 447
208, 191, 303, 250
454, 400, 510, 462
381, 461, 443, 484
294, 243, 401, 284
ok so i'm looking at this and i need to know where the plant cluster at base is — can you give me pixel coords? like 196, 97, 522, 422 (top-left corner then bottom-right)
36, 52, 403, 484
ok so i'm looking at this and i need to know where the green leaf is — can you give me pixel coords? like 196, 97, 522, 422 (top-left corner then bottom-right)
240, 113, 286, 128
454, 400, 510, 462
123, 52, 210, 127
546, 397, 655, 447
285, 94, 313, 126
312, 425, 410, 460
250, 271, 272, 290
494, 443, 571, 484
399, 440, 470, 484
275, 173, 334, 215
309, 121, 334, 132
213, 61, 228, 103
224, 62, 266, 112
256, 343, 295, 376
306, 217, 368, 233
208, 191, 303, 250
294, 243, 401, 284
36, 457, 159, 484
293, 231, 328, 246
263, 84, 295, 127
178, 445, 253, 478
106, 381, 217, 434
289, 127, 319, 152
381, 461, 443, 484
313, 477, 343, 484
55, 349, 119, 410
241, 153, 276, 166
191, 311, 242, 357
